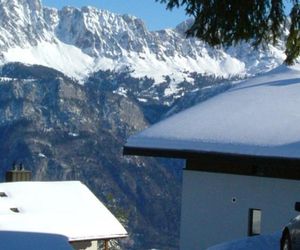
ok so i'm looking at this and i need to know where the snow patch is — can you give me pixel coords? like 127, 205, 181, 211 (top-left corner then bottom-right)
137, 98, 148, 103
68, 132, 79, 137
38, 153, 46, 158
113, 87, 128, 97
2, 40, 94, 82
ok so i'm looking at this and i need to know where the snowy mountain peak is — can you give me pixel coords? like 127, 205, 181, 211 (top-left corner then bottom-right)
0, 0, 51, 48
0, 0, 286, 83
0, 0, 42, 11
54, 5, 150, 58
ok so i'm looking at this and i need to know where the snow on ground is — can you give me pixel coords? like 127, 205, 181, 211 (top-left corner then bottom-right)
0, 77, 14, 81
2, 39, 246, 87
0, 231, 73, 250
0, 181, 127, 241
2, 40, 94, 82
1, 38, 263, 90
94, 48, 247, 86
126, 64, 300, 159
207, 232, 281, 250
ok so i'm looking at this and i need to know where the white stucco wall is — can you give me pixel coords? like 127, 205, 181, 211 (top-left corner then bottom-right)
180, 170, 300, 250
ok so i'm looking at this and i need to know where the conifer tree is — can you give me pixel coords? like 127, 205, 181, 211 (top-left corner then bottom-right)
157, 0, 300, 65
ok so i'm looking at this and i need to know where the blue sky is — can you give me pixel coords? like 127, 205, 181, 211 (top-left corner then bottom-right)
42, 0, 188, 31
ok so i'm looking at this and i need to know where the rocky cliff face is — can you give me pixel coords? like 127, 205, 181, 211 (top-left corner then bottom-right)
0, 63, 183, 249
0, 0, 50, 47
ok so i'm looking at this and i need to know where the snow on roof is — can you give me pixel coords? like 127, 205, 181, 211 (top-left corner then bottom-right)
0, 231, 73, 250
126, 64, 300, 159
0, 181, 127, 242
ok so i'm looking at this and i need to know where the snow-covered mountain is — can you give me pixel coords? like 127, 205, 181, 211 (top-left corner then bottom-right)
0, 0, 286, 84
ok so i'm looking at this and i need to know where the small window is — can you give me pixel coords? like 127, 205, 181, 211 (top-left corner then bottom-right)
248, 209, 261, 236
10, 208, 20, 213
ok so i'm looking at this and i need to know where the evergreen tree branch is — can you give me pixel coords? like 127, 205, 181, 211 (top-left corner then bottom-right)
157, 0, 300, 64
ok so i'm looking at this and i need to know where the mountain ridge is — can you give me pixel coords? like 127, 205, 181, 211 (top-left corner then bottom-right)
0, 0, 286, 85
0, 61, 182, 249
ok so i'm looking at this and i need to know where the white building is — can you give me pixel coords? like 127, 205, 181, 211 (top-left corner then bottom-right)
0, 181, 128, 250
124, 65, 300, 249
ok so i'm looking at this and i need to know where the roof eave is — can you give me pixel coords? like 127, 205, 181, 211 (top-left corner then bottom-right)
123, 144, 300, 163
69, 233, 128, 242
123, 145, 194, 159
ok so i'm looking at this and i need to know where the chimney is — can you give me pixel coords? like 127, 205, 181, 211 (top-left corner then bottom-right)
5, 162, 32, 182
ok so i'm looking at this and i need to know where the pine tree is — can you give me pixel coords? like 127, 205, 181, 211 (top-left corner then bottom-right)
157, 0, 300, 65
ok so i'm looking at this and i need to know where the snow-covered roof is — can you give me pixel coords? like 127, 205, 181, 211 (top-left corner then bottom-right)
125, 65, 300, 159
0, 181, 127, 242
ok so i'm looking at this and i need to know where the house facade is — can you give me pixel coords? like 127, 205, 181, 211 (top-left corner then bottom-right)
180, 156, 300, 249
124, 65, 300, 249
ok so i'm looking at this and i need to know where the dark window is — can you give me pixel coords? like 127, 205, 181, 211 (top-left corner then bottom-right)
10, 208, 20, 213
0, 192, 7, 197
248, 209, 261, 236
